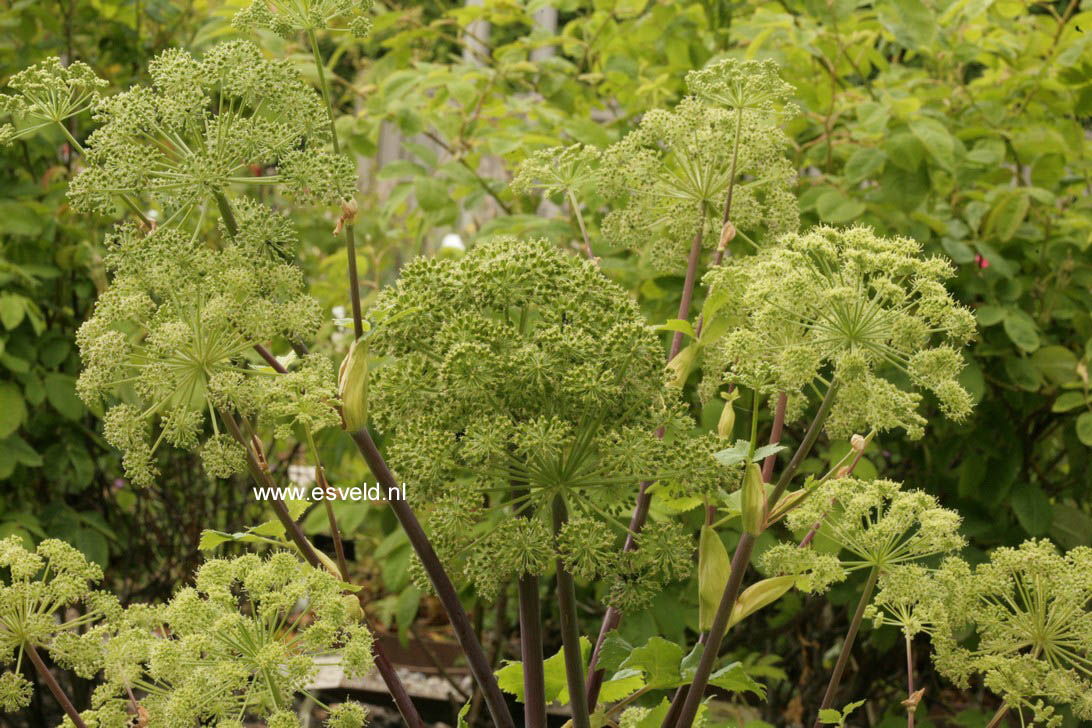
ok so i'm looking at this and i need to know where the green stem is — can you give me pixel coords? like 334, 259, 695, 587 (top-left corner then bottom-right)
306, 28, 364, 339
812, 566, 880, 728
552, 495, 591, 728
215, 190, 238, 238
666, 381, 840, 728
567, 189, 595, 262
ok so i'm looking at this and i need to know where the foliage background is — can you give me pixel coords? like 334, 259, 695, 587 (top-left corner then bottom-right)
1, 0, 1090, 725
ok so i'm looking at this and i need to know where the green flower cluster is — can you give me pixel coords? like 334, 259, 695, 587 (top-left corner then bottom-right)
234, 0, 375, 39
367, 237, 731, 609
932, 540, 1092, 725
0, 57, 106, 145
598, 61, 798, 273
75, 221, 332, 485
510, 144, 600, 200
76, 553, 372, 728
701, 225, 977, 438
0, 537, 120, 713
761, 477, 964, 591
67, 41, 353, 221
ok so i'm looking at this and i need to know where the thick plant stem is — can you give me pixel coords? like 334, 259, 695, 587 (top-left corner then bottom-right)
586, 230, 705, 705
518, 575, 547, 728
667, 382, 840, 728
671, 226, 706, 357
25, 642, 87, 728
761, 393, 788, 482
812, 567, 880, 728
553, 495, 591, 728
350, 429, 516, 728
215, 190, 238, 237
906, 634, 915, 728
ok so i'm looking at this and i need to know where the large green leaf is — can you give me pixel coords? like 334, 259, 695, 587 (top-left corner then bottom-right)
1002, 310, 1040, 353
0, 382, 27, 438
1010, 483, 1053, 535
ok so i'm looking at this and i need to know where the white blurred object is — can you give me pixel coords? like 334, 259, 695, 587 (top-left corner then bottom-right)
440, 233, 465, 252
288, 464, 316, 486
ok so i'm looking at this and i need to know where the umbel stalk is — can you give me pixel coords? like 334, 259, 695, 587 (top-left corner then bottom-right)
667, 381, 839, 728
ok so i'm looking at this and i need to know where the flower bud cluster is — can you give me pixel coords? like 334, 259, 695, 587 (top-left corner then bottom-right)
234, 0, 375, 39
368, 237, 733, 609
77, 553, 372, 728
75, 222, 329, 485
67, 41, 352, 218
701, 225, 976, 438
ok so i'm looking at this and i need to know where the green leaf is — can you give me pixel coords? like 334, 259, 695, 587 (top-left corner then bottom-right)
0, 201, 46, 236
876, 0, 935, 49
394, 585, 421, 646
0, 294, 25, 330
708, 662, 765, 698
819, 708, 843, 724
596, 632, 634, 673
698, 525, 731, 632
1011, 483, 1053, 536
656, 319, 696, 339
198, 530, 233, 550
883, 131, 924, 172
1002, 310, 1040, 353
1049, 504, 1092, 549
975, 305, 1005, 327
45, 373, 85, 420
1077, 412, 1092, 446
985, 189, 1029, 242
495, 637, 591, 703
1031, 346, 1078, 385
73, 527, 108, 568
620, 636, 685, 690
815, 189, 866, 224
843, 147, 886, 184
0, 382, 27, 438
908, 116, 954, 171
599, 669, 645, 703
1052, 391, 1089, 413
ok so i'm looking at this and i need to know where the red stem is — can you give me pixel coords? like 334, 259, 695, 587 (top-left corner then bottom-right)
25, 642, 87, 728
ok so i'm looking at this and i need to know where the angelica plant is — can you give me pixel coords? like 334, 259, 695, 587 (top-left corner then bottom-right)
368, 236, 731, 728
0, 58, 106, 146
67, 41, 352, 225
79, 553, 372, 728
932, 541, 1092, 727
234, 0, 374, 38
598, 95, 797, 274
510, 144, 601, 260
0, 537, 119, 725
761, 478, 964, 726
700, 225, 977, 436
74, 222, 328, 485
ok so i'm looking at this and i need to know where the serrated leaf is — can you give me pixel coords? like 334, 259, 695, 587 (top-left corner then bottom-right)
843, 147, 885, 184
198, 530, 233, 550
620, 636, 685, 689
708, 661, 765, 698
986, 189, 1029, 243
250, 519, 286, 538
656, 319, 696, 338
596, 632, 634, 673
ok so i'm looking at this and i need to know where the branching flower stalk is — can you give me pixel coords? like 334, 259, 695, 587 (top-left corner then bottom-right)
586, 60, 799, 707
666, 379, 839, 728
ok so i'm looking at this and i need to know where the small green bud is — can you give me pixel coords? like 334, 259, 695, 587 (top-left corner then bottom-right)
338, 338, 368, 432
666, 342, 699, 389
741, 462, 765, 535
718, 390, 740, 439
